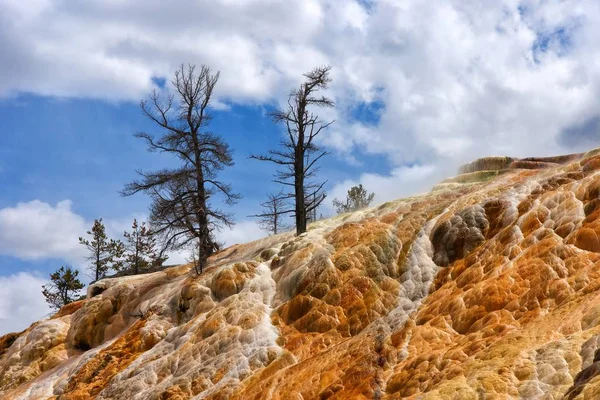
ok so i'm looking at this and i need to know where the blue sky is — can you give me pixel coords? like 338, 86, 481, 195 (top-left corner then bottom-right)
0, 90, 396, 325
0, 93, 391, 241
1, 0, 600, 334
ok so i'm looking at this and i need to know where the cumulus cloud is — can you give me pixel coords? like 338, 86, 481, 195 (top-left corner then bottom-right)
0, 0, 329, 102
3, 1, 600, 208
0, 272, 53, 335
0, 200, 87, 262
2, 0, 600, 197
0, 198, 267, 268
0, 200, 148, 269
218, 220, 267, 247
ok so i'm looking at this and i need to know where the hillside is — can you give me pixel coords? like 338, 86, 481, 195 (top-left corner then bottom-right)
4, 149, 600, 399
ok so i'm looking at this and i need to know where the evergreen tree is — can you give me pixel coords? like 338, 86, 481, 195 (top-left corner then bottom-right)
123, 219, 163, 275
42, 266, 85, 310
79, 218, 124, 281
332, 184, 375, 214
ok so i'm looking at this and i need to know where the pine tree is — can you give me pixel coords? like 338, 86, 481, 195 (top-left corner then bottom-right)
79, 218, 124, 281
123, 219, 163, 275
332, 184, 375, 214
42, 266, 85, 310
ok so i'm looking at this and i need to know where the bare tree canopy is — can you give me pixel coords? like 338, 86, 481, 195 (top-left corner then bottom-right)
121, 64, 239, 273
250, 192, 293, 235
251, 65, 334, 235
333, 184, 375, 214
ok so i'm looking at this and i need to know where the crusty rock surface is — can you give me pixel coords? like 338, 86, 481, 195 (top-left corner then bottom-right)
5, 150, 600, 399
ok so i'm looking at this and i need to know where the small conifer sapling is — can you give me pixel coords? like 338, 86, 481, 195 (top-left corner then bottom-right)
42, 266, 85, 310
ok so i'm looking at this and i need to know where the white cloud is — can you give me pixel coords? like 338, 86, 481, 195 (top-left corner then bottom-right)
2, 0, 599, 180
0, 198, 266, 267
218, 220, 267, 247
0, 200, 87, 262
0, 0, 328, 102
0, 200, 146, 270
0, 272, 53, 335
163, 250, 192, 266
2, 1, 600, 246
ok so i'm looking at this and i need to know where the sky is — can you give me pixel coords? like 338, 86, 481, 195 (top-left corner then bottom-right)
1, 0, 600, 334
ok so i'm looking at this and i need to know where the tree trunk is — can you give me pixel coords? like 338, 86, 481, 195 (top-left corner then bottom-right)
95, 246, 100, 281
194, 135, 209, 273
198, 212, 209, 273
273, 198, 278, 235
134, 243, 139, 275
295, 87, 307, 235
295, 147, 306, 235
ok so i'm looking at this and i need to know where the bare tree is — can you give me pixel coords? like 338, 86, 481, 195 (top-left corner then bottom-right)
251, 66, 334, 235
250, 192, 293, 235
122, 64, 239, 274
305, 191, 321, 223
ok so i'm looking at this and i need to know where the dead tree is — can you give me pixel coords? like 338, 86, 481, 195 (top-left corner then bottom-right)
251, 66, 334, 235
306, 192, 318, 223
250, 192, 293, 235
122, 64, 239, 273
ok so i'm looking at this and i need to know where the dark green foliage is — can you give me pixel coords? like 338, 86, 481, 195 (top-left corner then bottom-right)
79, 218, 124, 281
123, 219, 165, 275
42, 265, 85, 310
332, 184, 375, 214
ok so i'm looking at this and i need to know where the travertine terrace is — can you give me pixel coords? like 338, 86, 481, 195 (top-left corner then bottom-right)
5, 150, 600, 399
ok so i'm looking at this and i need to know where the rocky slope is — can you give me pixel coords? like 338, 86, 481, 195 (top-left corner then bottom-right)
5, 150, 600, 399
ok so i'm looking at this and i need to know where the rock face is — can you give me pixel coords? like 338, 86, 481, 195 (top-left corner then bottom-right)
5, 150, 600, 399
